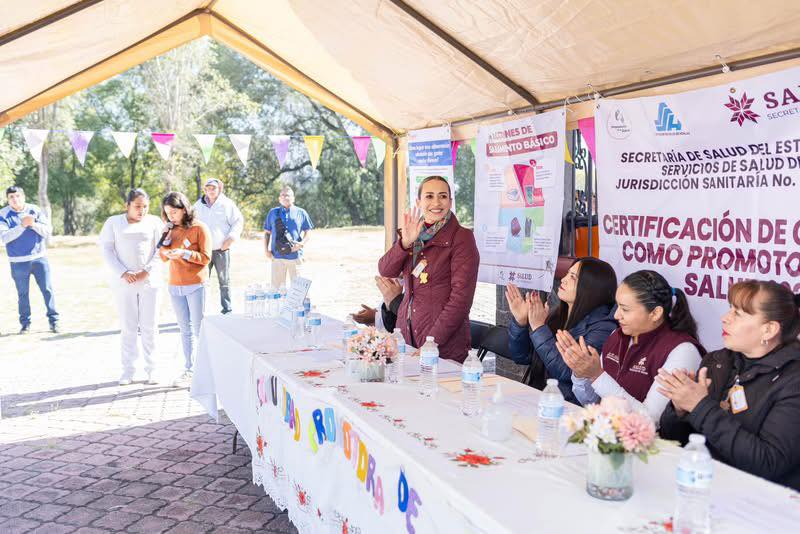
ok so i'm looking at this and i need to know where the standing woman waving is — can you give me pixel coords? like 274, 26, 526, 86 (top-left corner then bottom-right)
99, 189, 164, 385
378, 176, 479, 363
159, 192, 212, 387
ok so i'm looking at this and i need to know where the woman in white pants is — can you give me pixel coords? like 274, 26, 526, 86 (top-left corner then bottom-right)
99, 189, 164, 385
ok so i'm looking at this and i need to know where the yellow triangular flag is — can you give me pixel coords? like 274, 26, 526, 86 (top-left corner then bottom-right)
564, 144, 573, 165
303, 135, 325, 170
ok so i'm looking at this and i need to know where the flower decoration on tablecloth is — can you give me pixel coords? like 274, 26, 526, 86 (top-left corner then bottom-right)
332, 512, 362, 534
256, 427, 266, 459
269, 457, 285, 481
563, 396, 658, 461
447, 448, 505, 468
380, 414, 406, 429
346, 326, 398, 364
294, 482, 312, 512
408, 432, 439, 449
618, 517, 673, 533
359, 401, 384, 411
296, 369, 331, 379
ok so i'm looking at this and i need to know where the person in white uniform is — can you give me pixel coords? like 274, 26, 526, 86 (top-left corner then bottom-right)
99, 189, 165, 385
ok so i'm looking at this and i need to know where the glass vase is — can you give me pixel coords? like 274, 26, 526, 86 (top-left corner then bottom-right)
586, 449, 633, 501
357, 361, 385, 383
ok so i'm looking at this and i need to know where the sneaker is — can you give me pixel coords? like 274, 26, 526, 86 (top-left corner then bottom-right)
50, 323, 60, 334
172, 370, 193, 388
144, 374, 159, 386
19, 325, 30, 335
118, 375, 133, 386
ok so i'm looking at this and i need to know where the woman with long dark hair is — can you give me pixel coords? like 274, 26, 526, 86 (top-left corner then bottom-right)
558, 270, 703, 422
378, 175, 479, 362
658, 280, 800, 490
506, 257, 617, 402
159, 191, 211, 387
99, 189, 164, 385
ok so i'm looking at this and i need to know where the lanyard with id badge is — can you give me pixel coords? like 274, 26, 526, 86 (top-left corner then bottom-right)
727, 376, 748, 414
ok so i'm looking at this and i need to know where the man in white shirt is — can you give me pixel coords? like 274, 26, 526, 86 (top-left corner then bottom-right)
193, 178, 244, 314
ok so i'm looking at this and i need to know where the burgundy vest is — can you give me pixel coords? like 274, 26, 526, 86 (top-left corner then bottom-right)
601, 323, 703, 402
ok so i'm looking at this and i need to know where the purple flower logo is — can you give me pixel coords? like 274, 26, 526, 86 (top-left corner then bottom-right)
724, 93, 760, 126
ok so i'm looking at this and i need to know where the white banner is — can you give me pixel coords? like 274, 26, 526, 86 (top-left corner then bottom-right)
474, 110, 567, 290
21, 128, 49, 163
111, 131, 137, 158
407, 126, 454, 208
229, 133, 252, 166
597, 66, 800, 346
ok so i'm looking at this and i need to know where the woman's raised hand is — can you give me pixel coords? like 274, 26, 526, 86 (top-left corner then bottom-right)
400, 207, 424, 249
504, 283, 528, 326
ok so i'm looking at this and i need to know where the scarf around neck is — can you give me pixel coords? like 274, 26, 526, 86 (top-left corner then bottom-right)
412, 210, 451, 266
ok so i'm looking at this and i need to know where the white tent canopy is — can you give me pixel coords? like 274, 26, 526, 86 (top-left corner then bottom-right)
2, 0, 800, 134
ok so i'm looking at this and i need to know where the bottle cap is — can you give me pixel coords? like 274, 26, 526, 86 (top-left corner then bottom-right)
426, 336, 435, 342
546, 378, 558, 386
688, 434, 706, 445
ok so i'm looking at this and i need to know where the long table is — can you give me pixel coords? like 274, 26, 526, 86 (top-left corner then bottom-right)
192, 314, 800, 533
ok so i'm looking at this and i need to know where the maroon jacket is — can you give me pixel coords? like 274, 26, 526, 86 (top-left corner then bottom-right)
601, 323, 704, 402
378, 214, 479, 363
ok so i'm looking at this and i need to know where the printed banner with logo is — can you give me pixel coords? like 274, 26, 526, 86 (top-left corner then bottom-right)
473, 110, 567, 290
407, 126, 455, 208
597, 65, 800, 346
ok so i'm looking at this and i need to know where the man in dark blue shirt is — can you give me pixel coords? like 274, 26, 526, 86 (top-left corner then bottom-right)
263, 186, 313, 288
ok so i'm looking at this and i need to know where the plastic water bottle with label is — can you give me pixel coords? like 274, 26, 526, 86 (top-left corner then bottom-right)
481, 384, 512, 441
307, 307, 322, 347
244, 285, 254, 318
461, 349, 483, 416
303, 298, 312, 334
255, 285, 266, 318
419, 336, 439, 397
292, 308, 306, 344
674, 434, 713, 534
389, 328, 406, 383
536, 378, 565, 457
341, 315, 358, 359
270, 287, 281, 318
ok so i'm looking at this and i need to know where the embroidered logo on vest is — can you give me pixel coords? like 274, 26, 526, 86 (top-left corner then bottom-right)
630, 356, 649, 375
606, 352, 620, 364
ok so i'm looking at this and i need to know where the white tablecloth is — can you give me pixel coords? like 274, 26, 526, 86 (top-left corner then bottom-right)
193, 315, 800, 534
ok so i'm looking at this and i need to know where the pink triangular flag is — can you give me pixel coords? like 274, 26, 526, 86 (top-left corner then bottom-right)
451, 140, 461, 166
578, 117, 596, 162
151, 132, 175, 160
269, 135, 290, 168
21, 128, 49, 163
68, 130, 94, 166
351, 136, 371, 167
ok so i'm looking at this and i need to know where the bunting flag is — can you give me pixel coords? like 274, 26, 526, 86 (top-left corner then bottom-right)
21, 128, 49, 163
578, 117, 597, 162
193, 134, 216, 164
68, 130, 94, 166
469, 138, 477, 156
229, 134, 252, 166
269, 135, 290, 168
371, 137, 386, 168
451, 140, 461, 166
564, 143, 574, 165
151, 132, 175, 160
351, 136, 371, 167
111, 131, 137, 158
303, 135, 324, 170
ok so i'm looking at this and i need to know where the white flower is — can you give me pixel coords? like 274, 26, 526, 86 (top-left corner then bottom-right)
589, 416, 618, 445
584, 433, 600, 452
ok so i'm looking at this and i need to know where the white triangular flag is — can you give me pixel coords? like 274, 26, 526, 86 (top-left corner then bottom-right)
111, 131, 137, 158
229, 134, 252, 166
193, 134, 216, 164
21, 128, 49, 163
372, 137, 386, 168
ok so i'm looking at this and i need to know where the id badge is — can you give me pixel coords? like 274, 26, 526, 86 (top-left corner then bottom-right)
182, 238, 191, 248
411, 259, 427, 278
729, 384, 748, 414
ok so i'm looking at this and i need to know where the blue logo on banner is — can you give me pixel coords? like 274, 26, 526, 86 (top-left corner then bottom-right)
654, 102, 682, 132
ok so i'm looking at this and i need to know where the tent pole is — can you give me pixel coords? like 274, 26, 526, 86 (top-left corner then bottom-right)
0, 0, 105, 48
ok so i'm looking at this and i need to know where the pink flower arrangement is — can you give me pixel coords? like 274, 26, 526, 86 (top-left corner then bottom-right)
346, 327, 398, 364
563, 396, 659, 461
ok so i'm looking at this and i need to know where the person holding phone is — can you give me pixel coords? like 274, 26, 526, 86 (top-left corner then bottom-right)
506, 257, 618, 401
159, 192, 211, 387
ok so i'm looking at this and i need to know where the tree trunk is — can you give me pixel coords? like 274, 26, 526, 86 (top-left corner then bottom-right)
63, 155, 77, 235
38, 143, 52, 243
195, 165, 202, 200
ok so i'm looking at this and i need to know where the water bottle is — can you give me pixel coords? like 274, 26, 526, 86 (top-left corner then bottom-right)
482, 352, 497, 376
419, 336, 439, 397
536, 379, 565, 457
461, 349, 483, 416
255, 285, 266, 318
303, 298, 312, 334
308, 307, 322, 347
244, 285, 254, 318
389, 328, 407, 384
341, 315, 358, 359
481, 384, 512, 441
270, 287, 281, 318
674, 434, 713, 534
291, 308, 306, 343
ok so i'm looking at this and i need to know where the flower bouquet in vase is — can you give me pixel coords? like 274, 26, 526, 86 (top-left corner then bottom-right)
563, 396, 658, 501
345, 327, 397, 382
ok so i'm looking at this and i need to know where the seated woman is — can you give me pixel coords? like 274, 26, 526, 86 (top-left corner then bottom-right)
378, 175, 479, 362
658, 280, 800, 490
505, 257, 618, 403
558, 270, 703, 421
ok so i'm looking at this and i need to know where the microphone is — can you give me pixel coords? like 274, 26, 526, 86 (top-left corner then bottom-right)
157, 222, 174, 248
